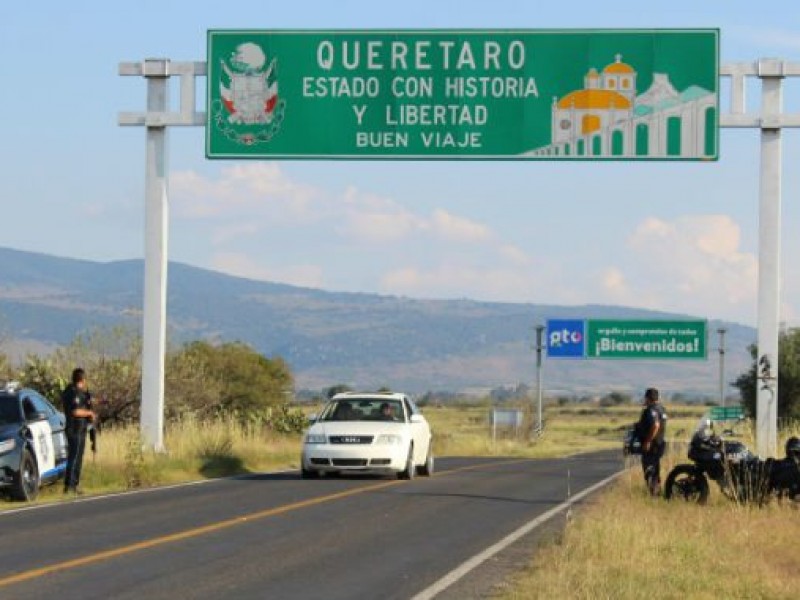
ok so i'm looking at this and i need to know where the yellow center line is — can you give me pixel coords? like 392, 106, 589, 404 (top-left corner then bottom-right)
0, 458, 530, 588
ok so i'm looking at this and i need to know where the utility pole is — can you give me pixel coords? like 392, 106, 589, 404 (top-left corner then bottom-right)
535, 324, 545, 436
717, 328, 727, 408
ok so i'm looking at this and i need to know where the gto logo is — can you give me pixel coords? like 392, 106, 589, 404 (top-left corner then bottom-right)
546, 319, 586, 358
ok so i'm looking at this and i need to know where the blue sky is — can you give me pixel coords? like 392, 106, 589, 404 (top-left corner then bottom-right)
2, 0, 799, 327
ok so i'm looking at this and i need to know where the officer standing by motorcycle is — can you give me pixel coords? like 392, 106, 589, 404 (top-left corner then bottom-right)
638, 387, 667, 497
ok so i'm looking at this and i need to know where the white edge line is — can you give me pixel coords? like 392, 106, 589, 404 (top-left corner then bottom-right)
410, 469, 625, 600
0, 468, 297, 517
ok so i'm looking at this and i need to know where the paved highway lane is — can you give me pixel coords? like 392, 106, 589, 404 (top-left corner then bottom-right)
0, 451, 622, 599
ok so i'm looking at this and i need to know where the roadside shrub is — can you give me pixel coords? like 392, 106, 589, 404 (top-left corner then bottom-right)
266, 405, 307, 434
18, 355, 67, 402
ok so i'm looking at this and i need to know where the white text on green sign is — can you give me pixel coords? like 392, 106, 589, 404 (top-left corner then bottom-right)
586, 320, 707, 359
206, 29, 719, 160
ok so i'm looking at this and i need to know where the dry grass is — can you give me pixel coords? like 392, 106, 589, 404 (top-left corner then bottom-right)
499, 420, 800, 599
426, 402, 708, 459
26, 419, 303, 503
500, 469, 800, 599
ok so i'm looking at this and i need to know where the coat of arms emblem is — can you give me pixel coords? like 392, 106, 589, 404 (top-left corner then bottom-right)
213, 42, 286, 145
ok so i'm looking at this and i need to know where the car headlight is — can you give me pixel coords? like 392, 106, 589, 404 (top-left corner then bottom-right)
375, 434, 403, 445
0, 439, 16, 455
304, 433, 327, 444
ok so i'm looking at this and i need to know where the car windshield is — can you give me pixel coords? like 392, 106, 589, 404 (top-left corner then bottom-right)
0, 398, 22, 426
319, 399, 404, 423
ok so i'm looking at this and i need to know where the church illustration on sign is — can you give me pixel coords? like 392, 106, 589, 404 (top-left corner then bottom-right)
526, 54, 717, 159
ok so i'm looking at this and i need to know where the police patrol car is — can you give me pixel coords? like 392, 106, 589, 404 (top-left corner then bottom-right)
0, 382, 68, 501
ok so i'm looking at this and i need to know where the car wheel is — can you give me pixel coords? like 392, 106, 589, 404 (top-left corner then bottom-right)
12, 449, 39, 502
417, 444, 434, 476
301, 466, 318, 479
398, 445, 415, 480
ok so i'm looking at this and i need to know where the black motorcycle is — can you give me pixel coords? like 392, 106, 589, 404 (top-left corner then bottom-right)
665, 430, 800, 505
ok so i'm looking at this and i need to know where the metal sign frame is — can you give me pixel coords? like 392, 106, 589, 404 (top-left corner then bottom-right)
120, 56, 800, 457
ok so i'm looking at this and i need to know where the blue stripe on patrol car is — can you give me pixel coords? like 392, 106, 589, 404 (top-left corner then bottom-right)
41, 464, 66, 478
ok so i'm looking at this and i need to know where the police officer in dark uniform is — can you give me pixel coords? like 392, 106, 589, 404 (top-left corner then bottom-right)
637, 387, 667, 497
61, 368, 96, 495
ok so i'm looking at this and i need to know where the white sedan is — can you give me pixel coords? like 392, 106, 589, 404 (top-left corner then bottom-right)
301, 392, 433, 479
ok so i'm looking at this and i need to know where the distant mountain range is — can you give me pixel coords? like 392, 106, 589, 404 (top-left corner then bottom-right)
0, 246, 755, 397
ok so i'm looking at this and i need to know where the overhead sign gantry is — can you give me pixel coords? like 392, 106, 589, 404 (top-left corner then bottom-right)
121, 30, 798, 458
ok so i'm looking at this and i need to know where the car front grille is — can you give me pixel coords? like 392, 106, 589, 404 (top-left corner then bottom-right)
331, 459, 368, 467
329, 435, 374, 445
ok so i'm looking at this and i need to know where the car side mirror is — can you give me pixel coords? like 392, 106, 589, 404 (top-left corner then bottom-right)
410, 414, 424, 423
307, 413, 317, 424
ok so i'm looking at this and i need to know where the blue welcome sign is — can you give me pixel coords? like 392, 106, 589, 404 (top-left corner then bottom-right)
546, 319, 586, 358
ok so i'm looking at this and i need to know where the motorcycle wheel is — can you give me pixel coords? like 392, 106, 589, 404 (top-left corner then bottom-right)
665, 464, 710, 505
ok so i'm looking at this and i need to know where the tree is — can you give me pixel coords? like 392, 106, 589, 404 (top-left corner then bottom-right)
0, 351, 11, 381
57, 327, 143, 426
599, 391, 629, 407
326, 384, 352, 399
18, 355, 67, 402
180, 341, 294, 419
733, 328, 800, 420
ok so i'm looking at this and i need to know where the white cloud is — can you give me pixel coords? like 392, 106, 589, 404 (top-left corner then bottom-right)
430, 209, 491, 242
173, 162, 762, 324
499, 244, 533, 267
380, 264, 539, 301
173, 168, 495, 248
336, 186, 497, 247
171, 163, 316, 221
210, 252, 324, 288
338, 186, 424, 242
601, 266, 630, 297
611, 215, 758, 320
211, 223, 260, 246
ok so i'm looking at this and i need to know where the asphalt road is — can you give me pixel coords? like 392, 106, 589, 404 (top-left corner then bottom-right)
0, 451, 622, 600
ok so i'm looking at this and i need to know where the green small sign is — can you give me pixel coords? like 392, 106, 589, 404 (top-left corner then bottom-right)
710, 406, 744, 421
586, 320, 707, 360
206, 29, 719, 159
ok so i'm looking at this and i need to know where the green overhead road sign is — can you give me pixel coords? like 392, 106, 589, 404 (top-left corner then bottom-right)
206, 29, 719, 159
586, 320, 707, 359
709, 406, 745, 421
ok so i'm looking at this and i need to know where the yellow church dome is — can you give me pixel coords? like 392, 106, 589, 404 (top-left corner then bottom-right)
557, 89, 631, 110
603, 54, 634, 74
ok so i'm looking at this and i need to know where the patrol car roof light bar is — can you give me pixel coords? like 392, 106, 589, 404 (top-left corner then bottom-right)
120, 57, 799, 456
